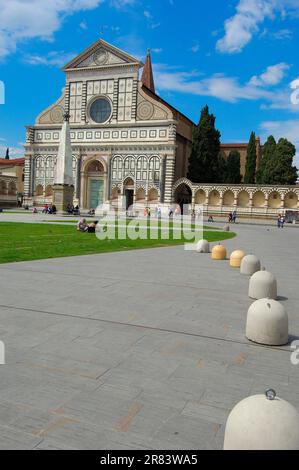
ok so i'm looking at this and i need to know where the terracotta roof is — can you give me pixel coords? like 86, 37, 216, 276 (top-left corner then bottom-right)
141, 50, 155, 93
0, 158, 25, 166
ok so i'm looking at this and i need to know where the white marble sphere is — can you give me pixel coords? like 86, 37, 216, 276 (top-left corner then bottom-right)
196, 239, 210, 253
224, 391, 299, 450
240, 254, 261, 276
248, 270, 277, 300
246, 298, 288, 345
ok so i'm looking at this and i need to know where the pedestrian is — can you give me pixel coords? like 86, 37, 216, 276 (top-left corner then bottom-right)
232, 210, 237, 223
228, 212, 233, 223
277, 214, 282, 228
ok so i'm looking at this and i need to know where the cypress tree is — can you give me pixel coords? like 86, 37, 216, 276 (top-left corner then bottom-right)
244, 132, 257, 184
264, 138, 298, 185
225, 150, 241, 184
256, 135, 276, 184
187, 105, 221, 183
5, 148, 9, 160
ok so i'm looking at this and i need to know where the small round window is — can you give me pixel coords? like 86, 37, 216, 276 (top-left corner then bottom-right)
89, 98, 112, 124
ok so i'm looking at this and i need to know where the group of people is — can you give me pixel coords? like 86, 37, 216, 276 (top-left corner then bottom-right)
41, 203, 57, 214
228, 211, 237, 223
66, 204, 80, 215
143, 207, 162, 218
77, 218, 99, 233
277, 213, 285, 228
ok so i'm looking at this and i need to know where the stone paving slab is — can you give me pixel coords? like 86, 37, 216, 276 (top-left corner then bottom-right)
0, 223, 299, 449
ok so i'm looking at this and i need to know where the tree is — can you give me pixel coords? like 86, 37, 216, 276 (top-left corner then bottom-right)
244, 132, 257, 184
225, 150, 241, 184
5, 148, 9, 160
263, 138, 298, 185
187, 105, 221, 183
256, 135, 276, 184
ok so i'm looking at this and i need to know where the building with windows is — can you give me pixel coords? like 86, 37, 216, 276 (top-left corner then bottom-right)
23, 38, 298, 217
24, 38, 194, 211
0, 157, 24, 208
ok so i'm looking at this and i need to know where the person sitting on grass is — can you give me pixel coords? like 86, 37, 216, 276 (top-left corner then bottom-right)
87, 220, 99, 233
77, 218, 88, 232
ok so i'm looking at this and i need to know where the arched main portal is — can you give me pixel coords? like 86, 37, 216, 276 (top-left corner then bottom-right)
174, 183, 192, 214
84, 160, 106, 210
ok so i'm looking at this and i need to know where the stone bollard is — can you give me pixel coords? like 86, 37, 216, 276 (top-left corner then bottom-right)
248, 270, 277, 300
246, 298, 288, 346
196, 239, 210, 253
211, 244, 227, 260
240, 254, 261, 276
223, 224, 230, 232
223, 390, 299, 450
230, 250, 246, 268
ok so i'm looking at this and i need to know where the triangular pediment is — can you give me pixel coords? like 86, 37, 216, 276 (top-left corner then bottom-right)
63, 39, 143, 71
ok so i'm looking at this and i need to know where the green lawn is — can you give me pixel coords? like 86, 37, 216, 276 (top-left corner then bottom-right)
0, 222, 236, 264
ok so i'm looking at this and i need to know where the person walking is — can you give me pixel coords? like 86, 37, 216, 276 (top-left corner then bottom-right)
232, 210, 237, 223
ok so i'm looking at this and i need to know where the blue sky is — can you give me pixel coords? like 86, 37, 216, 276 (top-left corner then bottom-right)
0, 0, 299, 165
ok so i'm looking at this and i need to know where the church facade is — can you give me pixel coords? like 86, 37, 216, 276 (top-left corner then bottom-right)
24, 39, 194, 212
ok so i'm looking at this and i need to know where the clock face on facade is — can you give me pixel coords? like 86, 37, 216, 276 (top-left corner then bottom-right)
89, 97, 112, 123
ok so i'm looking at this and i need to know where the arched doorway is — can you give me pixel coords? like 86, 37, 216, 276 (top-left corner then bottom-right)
86, 160, 105, 209
174, 183, 192, 214
123, 177, 134, 210
284, 192, 298, 209
237, 190, 250, 208
223, 190, 234, 207
253, 191, 266, 208
268, 191, 281, 209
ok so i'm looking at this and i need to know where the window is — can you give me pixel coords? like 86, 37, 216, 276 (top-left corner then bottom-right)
89, 98, 112, 124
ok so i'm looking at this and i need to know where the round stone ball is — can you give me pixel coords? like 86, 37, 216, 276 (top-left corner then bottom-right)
223, 393, 299, 450
246, 298, 288, 345
248, 270, 277, 300
223, 224, 230, 232
211, 244, 227, 260
230, 250, 246, 268
196, 239, 210, 253
240, 254, 261, 276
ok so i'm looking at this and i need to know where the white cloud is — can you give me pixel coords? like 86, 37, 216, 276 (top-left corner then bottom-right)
110, 0, 136, 7
24, 51, 76, 67
79, 20, 88, 30
0, 0, 103, 59
190, 44, 200, 53
249, 63, 290, 86
154, 64, 278, 103
217, 0, 299, 54
143, 9, 160, 29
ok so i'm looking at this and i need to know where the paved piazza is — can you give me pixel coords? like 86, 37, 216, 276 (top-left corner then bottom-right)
0, 223, 298, 450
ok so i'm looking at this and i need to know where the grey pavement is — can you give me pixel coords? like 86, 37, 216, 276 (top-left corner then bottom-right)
0, 223, 299, 449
